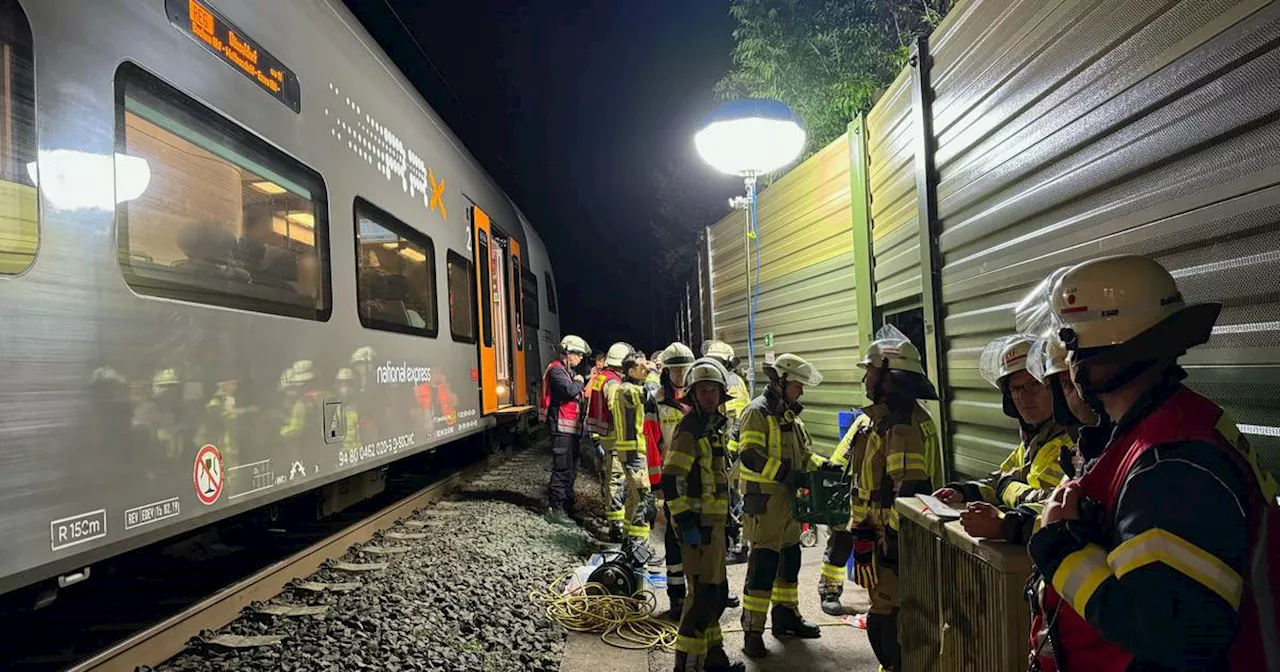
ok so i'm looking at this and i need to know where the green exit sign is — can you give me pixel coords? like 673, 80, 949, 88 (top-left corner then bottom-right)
763, 332, 774, 348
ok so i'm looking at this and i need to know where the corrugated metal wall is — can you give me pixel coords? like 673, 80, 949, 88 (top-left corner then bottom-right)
867, 70, 922, 307
933, 0, 1280, 475
706, 133, 858, 456
697, 0, 1280, 478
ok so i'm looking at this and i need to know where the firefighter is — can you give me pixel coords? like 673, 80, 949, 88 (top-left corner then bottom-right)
815, 327, 941, 623
540, 335, 590, 522
663, 358, 746, 672
1017, 254, 1280, 671
655, 342, 696, 614
931, 335, 1072, 542
959, 333, 1101, 546
703, 340, 751, 564
611, 346, 656, 549
736, 353, 825, 659
585, 342, 635, 541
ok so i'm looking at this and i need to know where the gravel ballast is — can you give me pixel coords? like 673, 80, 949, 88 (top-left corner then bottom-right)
157, 442, 602, 672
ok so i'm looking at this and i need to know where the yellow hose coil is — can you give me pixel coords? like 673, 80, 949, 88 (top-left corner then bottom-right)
530, 571, 679, 651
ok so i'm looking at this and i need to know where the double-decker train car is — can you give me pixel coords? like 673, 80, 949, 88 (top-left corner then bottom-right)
0, 0, 560, 598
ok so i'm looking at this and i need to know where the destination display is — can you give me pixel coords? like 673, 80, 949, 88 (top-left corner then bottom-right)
167, 0, 301, 112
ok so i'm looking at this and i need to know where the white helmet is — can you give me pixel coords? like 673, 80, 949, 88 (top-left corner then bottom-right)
763, 353, 823, 387
660, 342, 696, 369
686, 357, 730, 406
978, 335, 1033, 389
858, 325, 926, 377
559, 335, 590, 355
701, 339, 736, 365
605, 342, 636, 368
1019, 256, 1220, 367
1026, 334, 1070, 384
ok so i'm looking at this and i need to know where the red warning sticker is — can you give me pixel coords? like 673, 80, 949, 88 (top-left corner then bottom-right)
193, 444, 224, 506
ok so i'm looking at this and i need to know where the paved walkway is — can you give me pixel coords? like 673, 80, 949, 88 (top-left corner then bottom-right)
560, 526, 881, 672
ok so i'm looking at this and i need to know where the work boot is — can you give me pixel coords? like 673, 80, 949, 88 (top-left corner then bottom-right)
705, 646, 747, 672
664, 597, 683, 621
742, 632, 767, 659
724, 590, 741, 609
771, 605, 822, 639
819, 589, 846, 616
724, 544, 748, 565
543, 508, 573, 526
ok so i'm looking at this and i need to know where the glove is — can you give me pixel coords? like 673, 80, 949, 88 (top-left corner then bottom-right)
680, 524, 704, 549
933, 487, 962, 504
851, 530, 878, 589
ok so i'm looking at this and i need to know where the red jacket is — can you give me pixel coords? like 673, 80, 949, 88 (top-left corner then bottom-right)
1028, 386, 1279, 671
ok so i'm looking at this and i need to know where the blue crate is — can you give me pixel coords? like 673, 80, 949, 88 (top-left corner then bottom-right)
837, 408, 864, 440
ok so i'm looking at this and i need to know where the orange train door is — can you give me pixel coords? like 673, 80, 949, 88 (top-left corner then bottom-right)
508, 239, 528, 406
471, 205, 530, 415
472, 206, 498, 415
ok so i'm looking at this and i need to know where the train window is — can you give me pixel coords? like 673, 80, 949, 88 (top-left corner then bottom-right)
0, 0, 37, 275
447, 250, 477, 343
114, 62, 330, 320
522, 269, 540, 330
544, 271, 558, 315
354, 198, 437, 337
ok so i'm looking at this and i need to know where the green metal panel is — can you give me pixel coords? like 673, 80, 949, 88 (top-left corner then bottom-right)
849, 117, 877, 359
705, 132, 858, 457
928, 0, 1280, 477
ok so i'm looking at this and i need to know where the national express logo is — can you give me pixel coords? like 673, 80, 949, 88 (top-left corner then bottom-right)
375, 361, 432, 385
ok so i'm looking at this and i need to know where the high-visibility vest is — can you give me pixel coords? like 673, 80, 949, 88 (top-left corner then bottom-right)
585, 369, 621, 436
538, 360, 583, 435
1031, 388, 1279, 672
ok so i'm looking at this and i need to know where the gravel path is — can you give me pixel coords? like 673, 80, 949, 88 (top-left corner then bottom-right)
157, 442, 604, 672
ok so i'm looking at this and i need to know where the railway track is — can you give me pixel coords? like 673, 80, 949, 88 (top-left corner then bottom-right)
62, 452, 502, 672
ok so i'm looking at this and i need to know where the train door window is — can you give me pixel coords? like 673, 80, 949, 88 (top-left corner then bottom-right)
544, 271, 558, 315
0, 0, 36, 275
884, 306, 927, 372
354, 197, 437, 337
477, 229, 495, 348
115, 62, 330, 320
522, 269, 540, 330
447, 250, 477, 343
488, 233, 512, 407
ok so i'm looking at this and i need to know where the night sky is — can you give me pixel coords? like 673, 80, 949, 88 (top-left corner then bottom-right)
342, 0, 743, 354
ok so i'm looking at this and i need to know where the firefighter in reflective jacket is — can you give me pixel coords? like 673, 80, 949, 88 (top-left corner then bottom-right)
816, 327, 941, 629
655, 342, 696, 613
1015, 255, 1280, 671
957, 332, 1100, 546
663, 358, 746, 672
540, 335, 590, 519
736, 353, 825, 659
933, 335, 1072, 542
608, 345, 656, 548
586, 342, 637, 541
703, 339, 751, 563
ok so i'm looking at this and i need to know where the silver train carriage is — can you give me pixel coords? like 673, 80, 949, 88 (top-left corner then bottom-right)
0, 0, 562, 597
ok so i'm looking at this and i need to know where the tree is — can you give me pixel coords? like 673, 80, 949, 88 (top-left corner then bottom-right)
717, 0, 948, 158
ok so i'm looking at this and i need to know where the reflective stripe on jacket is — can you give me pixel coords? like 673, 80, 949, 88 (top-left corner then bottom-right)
844, 402, 940, 531
662, 411, 731, 528
538, 360, 583, 435
737, 392, 821, 495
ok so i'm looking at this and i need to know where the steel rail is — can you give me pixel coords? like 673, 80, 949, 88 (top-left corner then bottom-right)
67, 454, 498, 672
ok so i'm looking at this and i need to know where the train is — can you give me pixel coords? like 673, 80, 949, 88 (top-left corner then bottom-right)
0, 0, 561, 600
